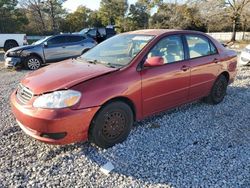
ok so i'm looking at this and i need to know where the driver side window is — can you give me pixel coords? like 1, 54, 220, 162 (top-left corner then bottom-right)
147, 35, 184, 64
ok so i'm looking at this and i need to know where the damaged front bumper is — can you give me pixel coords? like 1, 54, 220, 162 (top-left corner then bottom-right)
4, 56, 22, 68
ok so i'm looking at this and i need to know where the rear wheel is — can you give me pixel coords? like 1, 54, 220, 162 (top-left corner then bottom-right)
204, 75, 228, 104
24, 55, 42, 70
4, 40, 18, 52
89, 101, 133, 148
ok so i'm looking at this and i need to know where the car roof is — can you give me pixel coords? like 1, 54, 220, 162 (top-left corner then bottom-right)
53, 33, 85, 37
126, 29, 205, 36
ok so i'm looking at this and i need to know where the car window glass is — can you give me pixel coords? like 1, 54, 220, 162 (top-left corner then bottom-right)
98, 28, 106, 36
186, 35, 211, 58
87, 29, 97, 37
47, 36, 66, 45
147, 35, 184, 64
82, 34, 154, 67
210, 41, 217, 54
67, 36, 84, 43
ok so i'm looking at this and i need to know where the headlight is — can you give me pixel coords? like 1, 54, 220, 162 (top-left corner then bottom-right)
33, 90, 81, 109
8, 50, 22, 56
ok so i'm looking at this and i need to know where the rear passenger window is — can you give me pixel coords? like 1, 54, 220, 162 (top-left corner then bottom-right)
87, 29, 97, 37
47, 36, 66, 45
147, 35, 184, 64
67, 36, 84, 43
210, 42, 218, 54
186, 35, 216, 58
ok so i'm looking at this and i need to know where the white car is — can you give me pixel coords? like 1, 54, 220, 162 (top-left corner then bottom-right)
0, 34, 27, 52
239, 44, 250, 66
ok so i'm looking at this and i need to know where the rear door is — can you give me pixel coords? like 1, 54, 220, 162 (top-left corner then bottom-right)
43, 36, 69, 62
184, 34, 220, 100
64, 35, 86, 57
141, 35, 191, 117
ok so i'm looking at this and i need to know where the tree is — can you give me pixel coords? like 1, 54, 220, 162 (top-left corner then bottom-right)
225, 0, 250, 41
150, 2, 205, 31
21, 0, 66, 34
43, 0, 66, 33
60, 6, 102, 32
127, 1, 150, 30
98, 0, 128, 31
188, 0, 250, 41
0, 0, 28, 33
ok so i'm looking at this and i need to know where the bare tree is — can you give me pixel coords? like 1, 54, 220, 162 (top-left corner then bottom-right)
21, 0, 47, 33
225, 0, 250, 41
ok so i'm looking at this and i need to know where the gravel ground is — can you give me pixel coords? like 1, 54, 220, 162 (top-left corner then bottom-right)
0, 52, 4, 63
0, 65, 249, 187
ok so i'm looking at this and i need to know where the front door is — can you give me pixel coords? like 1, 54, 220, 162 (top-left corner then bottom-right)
44, 36, 69, 62
141, 35, 190, 117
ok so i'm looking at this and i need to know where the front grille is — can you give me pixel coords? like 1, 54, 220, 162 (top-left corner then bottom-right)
16, 84, 33, 104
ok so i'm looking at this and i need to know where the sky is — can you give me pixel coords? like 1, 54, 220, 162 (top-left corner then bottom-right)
63, 0, 137, 12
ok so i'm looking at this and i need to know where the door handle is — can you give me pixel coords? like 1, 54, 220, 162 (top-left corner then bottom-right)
181, 65, 190, 71
213, 58, 219, 63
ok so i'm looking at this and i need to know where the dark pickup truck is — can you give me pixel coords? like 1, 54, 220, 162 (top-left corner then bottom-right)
78, 27, 116, 43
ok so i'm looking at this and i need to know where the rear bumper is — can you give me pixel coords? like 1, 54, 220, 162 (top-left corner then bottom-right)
10, 92, 100, 145
238, 52, 250, 65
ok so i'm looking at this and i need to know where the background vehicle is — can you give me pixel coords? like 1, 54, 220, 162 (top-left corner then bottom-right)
0, 34, 27, 52
11, 30, 237, 148
78, 27, 116, 43
5, 34, 97, 70
239, 44, 250, 65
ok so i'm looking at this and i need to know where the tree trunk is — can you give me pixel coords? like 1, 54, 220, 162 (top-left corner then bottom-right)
230, 19, 236, 42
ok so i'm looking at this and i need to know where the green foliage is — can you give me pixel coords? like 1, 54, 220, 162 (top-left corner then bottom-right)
98, 0, 128, 31
1, 0, 250, 36
150, 3, 206, 31
0, 0, 28, 33
61, 6, 103, 32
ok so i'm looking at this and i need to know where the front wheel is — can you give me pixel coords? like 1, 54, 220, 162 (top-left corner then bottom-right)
89, 101, 134, 148
24, 55, 42, 70
204, 75, 228, 104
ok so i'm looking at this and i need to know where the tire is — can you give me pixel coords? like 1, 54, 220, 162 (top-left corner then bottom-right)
4, 40, 18, 52
89, 101, 134, 148
24, 55, 42, 70
204, 75, 228, 104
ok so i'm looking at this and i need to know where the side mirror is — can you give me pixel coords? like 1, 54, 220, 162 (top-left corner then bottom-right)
144, 56, 164, 67
44, 42, 48, 47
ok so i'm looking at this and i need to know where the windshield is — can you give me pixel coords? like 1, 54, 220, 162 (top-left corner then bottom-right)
81, 34, 154, 68
33, 36, 50, 45
79, 28, 89, 34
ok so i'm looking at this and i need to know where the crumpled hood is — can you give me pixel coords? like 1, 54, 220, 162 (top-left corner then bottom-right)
21, 59, 118, 94
8, 44, 36, 52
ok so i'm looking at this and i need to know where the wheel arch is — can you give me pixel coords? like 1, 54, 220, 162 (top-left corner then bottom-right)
101, 96, 136, 121
4, 39, 18, 46
90, 96, 137, 129
219, 71, 230, 83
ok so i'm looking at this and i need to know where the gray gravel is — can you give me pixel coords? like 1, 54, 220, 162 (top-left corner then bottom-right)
0, 52, 4, 63
0, 65, 249, 187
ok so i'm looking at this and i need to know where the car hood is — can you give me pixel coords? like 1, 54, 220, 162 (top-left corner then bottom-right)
8, 45, 36, 52
21, 59, 118, 94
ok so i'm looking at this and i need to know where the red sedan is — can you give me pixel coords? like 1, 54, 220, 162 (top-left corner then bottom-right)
11, 29, 237, 148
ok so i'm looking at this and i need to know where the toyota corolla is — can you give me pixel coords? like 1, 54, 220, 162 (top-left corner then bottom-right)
10, 29, 237, 148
